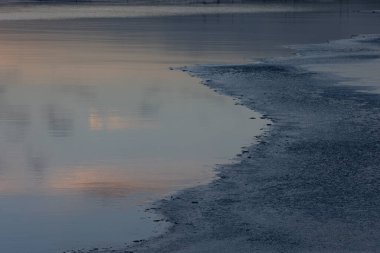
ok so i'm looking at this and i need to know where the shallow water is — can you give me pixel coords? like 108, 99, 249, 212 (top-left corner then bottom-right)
0, 2, 380, 253
0, 7, 268, 253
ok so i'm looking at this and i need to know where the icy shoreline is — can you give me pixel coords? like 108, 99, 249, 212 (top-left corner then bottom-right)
84, 35, 380, 253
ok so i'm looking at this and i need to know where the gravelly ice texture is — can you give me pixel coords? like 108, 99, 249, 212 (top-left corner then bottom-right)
87, 35, 380, 253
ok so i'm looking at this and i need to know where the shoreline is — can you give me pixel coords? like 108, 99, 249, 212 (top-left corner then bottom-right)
96, 35, 380, 252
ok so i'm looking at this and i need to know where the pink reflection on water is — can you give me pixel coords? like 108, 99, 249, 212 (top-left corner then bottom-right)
89, 110, 158, 131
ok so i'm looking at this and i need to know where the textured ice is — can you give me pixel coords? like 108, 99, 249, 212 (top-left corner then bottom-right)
117, 35, 380, 253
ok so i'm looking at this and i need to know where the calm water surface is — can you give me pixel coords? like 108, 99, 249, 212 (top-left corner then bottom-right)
0, 2, 379, 253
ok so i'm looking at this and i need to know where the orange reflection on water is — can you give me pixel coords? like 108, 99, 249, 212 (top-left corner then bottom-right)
49, 165, 168, 198
89, 110, 157, 131
89, 112, 104, 131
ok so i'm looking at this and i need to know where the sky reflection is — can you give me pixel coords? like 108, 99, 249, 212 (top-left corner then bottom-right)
0, 11, 265, 253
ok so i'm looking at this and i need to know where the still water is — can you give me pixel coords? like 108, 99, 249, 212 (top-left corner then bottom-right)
0, 6, 269, 253
0, 2, 379, 253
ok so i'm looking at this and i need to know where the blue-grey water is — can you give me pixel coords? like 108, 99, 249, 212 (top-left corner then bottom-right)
0, 2, 379, 253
